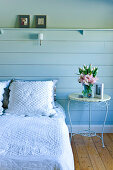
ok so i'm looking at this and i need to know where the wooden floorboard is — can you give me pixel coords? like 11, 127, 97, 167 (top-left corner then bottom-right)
71, 137, 80, 170
71, 133, 113, 170
73, 135, 93, 170
83, 136, 106, 170
103, 134, 113, 158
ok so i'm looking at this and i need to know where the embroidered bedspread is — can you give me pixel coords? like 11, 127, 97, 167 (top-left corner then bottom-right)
0, 110, 74, 170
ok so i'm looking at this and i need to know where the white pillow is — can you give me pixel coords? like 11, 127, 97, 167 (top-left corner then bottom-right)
0, 81, 10, 115
6, 81, 56, 116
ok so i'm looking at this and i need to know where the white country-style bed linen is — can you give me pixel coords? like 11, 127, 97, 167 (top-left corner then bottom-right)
0, 104, 74, 170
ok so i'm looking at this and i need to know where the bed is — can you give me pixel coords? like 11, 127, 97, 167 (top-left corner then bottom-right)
0, 80, 74, 170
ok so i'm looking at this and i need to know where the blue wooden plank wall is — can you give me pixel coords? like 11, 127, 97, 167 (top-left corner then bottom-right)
0, 29, 113, 125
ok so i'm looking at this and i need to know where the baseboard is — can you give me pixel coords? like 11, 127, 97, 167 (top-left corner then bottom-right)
67, 125, 113, 133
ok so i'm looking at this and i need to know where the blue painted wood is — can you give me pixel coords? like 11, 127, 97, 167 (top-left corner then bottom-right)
0, 29, 112, 125
0, 65, 112, 76
0, 41, 112, 53
1, 30, 113, 41
0, 76, 112, 89
66, 121, 113, 125
0, 53, 112, 65
56, 88, 113, 99
59, 99, 113, 111
65, 110, 113, 124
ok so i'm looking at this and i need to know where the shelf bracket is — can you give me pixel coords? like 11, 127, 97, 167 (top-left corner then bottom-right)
78, 30, 84, 35
0, 29, 4, 35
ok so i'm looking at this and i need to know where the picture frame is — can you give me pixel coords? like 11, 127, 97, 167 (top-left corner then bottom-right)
19, 15, 30, 28
35, 15, 46, 28
94, 83, 104, 99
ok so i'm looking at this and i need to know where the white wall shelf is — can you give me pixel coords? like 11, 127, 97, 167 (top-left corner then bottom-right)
1, 28, 113, 35
1, 28, 113, 31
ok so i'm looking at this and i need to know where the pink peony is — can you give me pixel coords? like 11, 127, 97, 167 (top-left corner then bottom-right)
79, 73, 98, 86
78, 74, 84, 83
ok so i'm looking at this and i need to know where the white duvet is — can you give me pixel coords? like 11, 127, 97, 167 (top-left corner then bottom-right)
0, 104, 74, 170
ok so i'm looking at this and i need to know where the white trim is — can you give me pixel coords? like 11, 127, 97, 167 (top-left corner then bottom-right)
1, 28, 113, 31
67, 125, 113, 133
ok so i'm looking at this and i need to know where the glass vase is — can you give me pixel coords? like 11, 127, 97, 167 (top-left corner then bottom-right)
82, 84, 93, 98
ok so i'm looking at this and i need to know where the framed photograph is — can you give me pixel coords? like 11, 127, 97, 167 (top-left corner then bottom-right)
19, 15, 30, 28
94, 83, 104, 99
36, 15, 46, 28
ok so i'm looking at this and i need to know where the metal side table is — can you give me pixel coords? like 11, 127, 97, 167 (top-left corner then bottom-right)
68, 93, 111, 147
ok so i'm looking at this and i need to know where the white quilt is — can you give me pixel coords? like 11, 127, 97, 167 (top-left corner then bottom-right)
0, 105, 74, 170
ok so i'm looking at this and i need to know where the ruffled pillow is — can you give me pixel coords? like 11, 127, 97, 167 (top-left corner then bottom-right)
6, 81, 57, 116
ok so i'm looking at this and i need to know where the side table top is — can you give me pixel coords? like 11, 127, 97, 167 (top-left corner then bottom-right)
68, 93, 111, 102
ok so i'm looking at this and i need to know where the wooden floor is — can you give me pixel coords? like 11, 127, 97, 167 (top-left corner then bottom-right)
71, 133, 113, 170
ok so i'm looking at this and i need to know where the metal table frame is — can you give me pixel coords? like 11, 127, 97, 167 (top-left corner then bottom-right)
68, 98, 110, 148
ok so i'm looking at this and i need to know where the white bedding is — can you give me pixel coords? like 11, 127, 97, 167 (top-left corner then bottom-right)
0, 103, 74, 170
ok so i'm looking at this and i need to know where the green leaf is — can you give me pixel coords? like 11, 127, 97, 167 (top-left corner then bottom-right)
79, 68, 83, 74
88, 64, 91, 74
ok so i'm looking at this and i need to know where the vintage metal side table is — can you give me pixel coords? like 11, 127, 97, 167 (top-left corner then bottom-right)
68, 93, 111, 147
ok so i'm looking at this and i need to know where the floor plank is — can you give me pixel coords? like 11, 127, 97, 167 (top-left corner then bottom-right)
73, 135, 93, 170
71, 133, 113, 170
83, 136, 106, 170
108, 133, 113, 141
89, 134, 113, 170
71, 137, 80, 170
103, 133, 113, 158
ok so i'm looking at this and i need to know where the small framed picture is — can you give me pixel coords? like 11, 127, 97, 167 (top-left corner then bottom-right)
94, 83, 104, 99
19, 15, 30, 28
36, 15, 46, 28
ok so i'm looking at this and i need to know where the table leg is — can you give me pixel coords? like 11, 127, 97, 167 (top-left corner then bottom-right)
68, 99, 73, 140
101, 101, 109, 148
89, 102, 91, 133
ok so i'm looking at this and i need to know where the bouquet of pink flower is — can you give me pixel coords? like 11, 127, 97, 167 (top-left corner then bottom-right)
79, 74, 97, 85
78, 64, 98, 97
